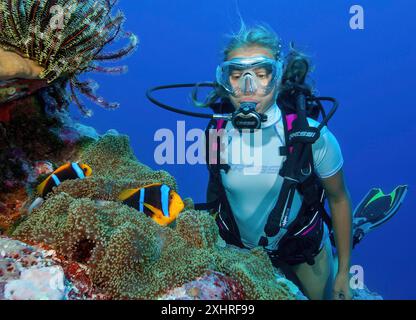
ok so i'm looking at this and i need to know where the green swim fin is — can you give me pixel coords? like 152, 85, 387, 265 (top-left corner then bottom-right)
352, 185, 408, 248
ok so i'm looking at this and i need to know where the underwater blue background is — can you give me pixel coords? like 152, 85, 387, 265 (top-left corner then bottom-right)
71, 0, 416, 299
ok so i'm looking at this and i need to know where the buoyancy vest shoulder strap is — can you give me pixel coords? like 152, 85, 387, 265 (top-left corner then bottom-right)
205, 118, 230, 177
195, 118, 230, 211
262, 107, 320, 240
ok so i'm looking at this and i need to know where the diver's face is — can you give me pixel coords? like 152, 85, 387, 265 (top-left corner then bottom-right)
226, 46, 279, 114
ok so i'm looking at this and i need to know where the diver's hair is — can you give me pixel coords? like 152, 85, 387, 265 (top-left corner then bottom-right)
223, 21, 282, 60
192, 22, 315, 109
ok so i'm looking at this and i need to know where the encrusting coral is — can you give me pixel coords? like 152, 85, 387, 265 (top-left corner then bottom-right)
11, 133, 298, 300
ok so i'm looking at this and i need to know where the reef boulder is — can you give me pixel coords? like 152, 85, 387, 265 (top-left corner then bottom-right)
0, 236, 107, 300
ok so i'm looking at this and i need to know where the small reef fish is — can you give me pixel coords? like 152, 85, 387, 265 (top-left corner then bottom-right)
36, 162, 92, 197
118, 183, 185, 226
28, 162, 92, 214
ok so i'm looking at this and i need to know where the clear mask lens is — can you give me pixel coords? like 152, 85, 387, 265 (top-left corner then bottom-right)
216, 56, 283, 97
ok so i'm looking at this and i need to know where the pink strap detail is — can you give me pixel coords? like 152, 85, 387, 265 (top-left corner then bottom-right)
209, 119, 226, 165
216, 119, 225, 130
285, 114, 297, 154
286, 114, 297, 131
301, 219, 319, 236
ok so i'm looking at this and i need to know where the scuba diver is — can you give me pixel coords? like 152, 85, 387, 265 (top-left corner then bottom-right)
147, 24, 408, 300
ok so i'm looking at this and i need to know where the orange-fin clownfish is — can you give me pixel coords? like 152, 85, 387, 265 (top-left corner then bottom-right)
37, 162, 92, 198
118, 183, 185, 226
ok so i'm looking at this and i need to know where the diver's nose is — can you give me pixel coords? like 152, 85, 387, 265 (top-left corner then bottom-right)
242, 73, 256, 96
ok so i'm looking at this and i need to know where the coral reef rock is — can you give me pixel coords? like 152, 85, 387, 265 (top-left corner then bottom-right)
4, 266, 66, 300
0, 236, 106, 300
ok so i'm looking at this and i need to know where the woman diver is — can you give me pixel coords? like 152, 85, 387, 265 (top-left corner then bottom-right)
199, 24, 352, 300
147, 22, 408, 301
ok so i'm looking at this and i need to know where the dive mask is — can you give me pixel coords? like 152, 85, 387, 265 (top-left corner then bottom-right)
216, 56, 283, 97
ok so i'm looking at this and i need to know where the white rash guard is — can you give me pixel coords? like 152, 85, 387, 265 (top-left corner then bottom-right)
219, 103, 344, 250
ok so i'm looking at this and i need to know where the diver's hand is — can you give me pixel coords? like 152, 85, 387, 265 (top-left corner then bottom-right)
0, 47, 44, 80
333, 272, 352, 300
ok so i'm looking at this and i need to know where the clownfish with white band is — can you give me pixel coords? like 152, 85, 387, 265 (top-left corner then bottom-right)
36, 162, 92, 198
118, 183, 185, 226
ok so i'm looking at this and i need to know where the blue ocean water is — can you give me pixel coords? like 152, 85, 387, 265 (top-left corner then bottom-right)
72, 0, 416, 299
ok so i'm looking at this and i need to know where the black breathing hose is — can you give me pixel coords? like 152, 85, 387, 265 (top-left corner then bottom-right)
146, 83, 216, 119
